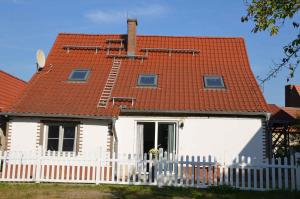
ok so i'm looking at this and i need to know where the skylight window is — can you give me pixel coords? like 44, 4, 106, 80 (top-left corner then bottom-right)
204, 76, 225, 88
137, 74, 157, 87
68, 69, 90, 81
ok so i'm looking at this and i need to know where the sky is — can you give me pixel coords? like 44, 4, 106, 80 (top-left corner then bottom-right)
0, 0, 299, 106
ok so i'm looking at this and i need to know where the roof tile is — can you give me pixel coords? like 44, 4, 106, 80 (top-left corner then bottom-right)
8, 34, 269, 117
0, 70, 27, 112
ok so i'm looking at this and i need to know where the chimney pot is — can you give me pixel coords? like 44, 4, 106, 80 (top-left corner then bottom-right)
127, 18, 138, 56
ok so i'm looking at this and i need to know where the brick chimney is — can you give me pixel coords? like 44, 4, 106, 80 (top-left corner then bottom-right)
127, 18, 137, 56
285, 85, 300, 107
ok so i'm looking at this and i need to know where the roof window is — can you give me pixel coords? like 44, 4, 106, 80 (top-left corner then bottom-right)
137, 74, 157, 87
204, 76, 225, 88
68, 69, 90, 81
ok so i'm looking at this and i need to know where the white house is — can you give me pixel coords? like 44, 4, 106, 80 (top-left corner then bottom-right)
1, 19, 270, 163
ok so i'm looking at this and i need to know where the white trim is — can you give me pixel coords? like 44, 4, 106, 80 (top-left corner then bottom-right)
58, 125, 63, 151
154, 122, 158, 149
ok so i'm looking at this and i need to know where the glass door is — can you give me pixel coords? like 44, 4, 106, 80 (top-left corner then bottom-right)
136, 122, 177, 155
158, 123, 176, 154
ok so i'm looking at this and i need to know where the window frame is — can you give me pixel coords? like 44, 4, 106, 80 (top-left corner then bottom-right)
68, 69, 90, 81
203, 75, 225, 89
44, 123, 78, 153
137, 74, 158, 87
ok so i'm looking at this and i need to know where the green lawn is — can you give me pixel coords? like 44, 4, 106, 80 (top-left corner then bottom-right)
0, 183, 299, 199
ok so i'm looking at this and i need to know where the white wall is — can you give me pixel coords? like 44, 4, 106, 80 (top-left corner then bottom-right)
180, 117, 264, 163
9, 118, 109, 158
9, 116, 265, 163
115, 117, 137, 155
80, 120, 108, 157
10, 118, 39, 151
115, 116, 265, 163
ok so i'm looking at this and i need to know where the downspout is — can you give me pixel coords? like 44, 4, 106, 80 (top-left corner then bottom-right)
0, 116, 7, 151
265, 112, 272, 159
112, 117, 118, 142
265, 112, 271, 121
111, 117, 118, 155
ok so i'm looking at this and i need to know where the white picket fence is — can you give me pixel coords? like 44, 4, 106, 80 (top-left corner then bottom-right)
0, 148, 300, 191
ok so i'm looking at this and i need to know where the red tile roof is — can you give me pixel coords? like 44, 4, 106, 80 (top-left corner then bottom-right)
268, 104, 300, 122
295, 85, 300, 94
6, 33, 269, 118
0, 70, 27, 112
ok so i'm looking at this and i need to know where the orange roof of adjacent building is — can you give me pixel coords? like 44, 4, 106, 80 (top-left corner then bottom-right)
0, 70, 27, 112
294, 85, 300, 93
268, 104, 300, 122
5, 33, 269, 118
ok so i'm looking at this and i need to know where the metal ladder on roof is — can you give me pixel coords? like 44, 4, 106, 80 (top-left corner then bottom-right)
98, 58, 121, 108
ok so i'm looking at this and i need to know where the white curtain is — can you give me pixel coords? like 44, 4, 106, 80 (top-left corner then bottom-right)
136, 123, 144, 158
167, 124, 175, 155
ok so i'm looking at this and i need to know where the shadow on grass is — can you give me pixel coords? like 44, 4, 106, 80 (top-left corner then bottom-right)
107, 185, 204, 199
105, 184, 300, 199
0, 183, 300, 199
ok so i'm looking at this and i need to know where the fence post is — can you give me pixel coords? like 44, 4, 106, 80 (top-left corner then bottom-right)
35, 145, 42, 183
295, 153, 300, 191
157, 148, 163, 188
95, 148, 102, 185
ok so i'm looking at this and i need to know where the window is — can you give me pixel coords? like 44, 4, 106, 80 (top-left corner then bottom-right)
68, 69, 90, 81
137, 74, 157, 87
204, 76, 225, 88
46, 124, 77, 152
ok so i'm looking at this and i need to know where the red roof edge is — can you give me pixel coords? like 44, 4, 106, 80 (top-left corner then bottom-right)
0, 70, 27, 84
240, 39, 270, 113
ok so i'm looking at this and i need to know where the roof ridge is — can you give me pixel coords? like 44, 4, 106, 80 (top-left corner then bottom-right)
0, 70, 27, 84
59, 33, 125, 36
138, 34, 244, 39
58, 32, 244, 40
283, 107, 300, 110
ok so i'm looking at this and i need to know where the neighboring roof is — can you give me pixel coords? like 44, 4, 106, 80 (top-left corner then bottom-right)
0, 70, 27, 112
293, 85, 300, 93
268, 104, 300, 122
6, 33, 269, 118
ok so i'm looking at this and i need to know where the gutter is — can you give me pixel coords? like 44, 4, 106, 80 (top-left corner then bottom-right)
121, 109, 270, 118
1, 109, 271, 119
111, 117, 118, 142
0, 112, 113, 120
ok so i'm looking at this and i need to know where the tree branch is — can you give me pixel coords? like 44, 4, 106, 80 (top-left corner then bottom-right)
258, 45, 300, 85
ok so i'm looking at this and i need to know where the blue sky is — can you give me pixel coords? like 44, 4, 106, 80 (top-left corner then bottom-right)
0, 0, 299, 106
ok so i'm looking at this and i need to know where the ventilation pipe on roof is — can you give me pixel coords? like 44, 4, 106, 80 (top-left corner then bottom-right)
127, 18, 138, 56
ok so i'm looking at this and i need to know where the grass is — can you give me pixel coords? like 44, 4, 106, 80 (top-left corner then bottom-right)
0, 183, 299, 199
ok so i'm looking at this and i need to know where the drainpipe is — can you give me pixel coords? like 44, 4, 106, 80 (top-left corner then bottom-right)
112, 117, 118, 142
111, 117, 118, 155
264, 112, 272, 160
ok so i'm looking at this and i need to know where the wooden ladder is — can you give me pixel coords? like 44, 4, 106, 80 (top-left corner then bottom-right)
98, 58, 121, 108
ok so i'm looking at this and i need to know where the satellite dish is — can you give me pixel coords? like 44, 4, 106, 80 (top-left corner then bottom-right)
36, 49, 46, 70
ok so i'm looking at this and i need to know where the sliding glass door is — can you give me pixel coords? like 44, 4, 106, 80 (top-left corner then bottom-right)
136, 122, 177, 155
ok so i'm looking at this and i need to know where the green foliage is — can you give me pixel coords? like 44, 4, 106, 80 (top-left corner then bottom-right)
242, 0, 300, 84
